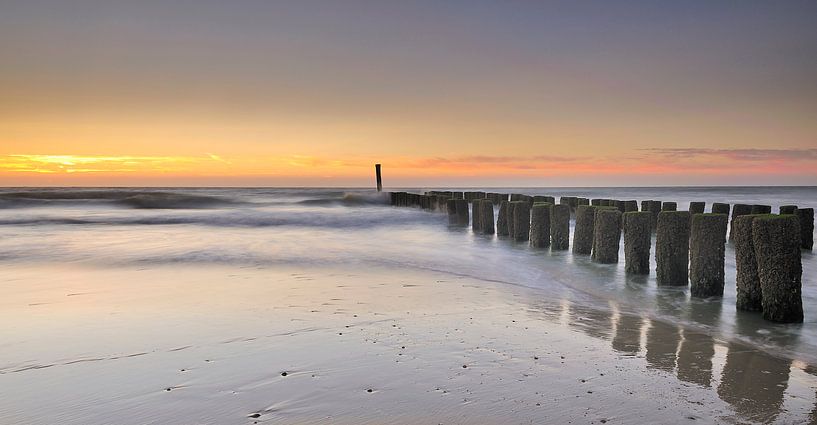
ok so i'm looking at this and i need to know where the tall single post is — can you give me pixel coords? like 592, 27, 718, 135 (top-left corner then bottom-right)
711, 203, 730, 215
689, 202, 705, 215
623, 211, 652, 274
689, 214, 728, 297
753, 215, 803, 323
375, 164, 382, 192
591, 209, 622, 264
454, 199, 469, 226
656, 211, 691, 286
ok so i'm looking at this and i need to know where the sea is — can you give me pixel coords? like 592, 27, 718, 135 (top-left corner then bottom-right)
0, 186, 815, 366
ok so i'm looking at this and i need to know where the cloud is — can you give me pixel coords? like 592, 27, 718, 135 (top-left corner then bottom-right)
639, 148, 817, 162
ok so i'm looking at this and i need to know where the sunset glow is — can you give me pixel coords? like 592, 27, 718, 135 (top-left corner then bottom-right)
1, 1, 815, 186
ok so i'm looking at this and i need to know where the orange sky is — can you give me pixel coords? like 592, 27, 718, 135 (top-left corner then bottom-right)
1, 1, 816, 186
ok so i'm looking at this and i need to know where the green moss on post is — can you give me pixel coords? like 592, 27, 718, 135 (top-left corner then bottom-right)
796, 208, 813, 250
623, 212, 652, 274
689, 202, 705, 215
712, 203, 730, 215
496, 200, 510, 236
689, 214, 728, 297
550, 204, 571, 250
751, 205, 771, 214
591, 209, 622, 264
480, 200, 495, 235
530, 203, 552, 248
572, 205, 596, 255
656, 211, 691, 286
511, 200, 530, 242
733, 215, 761, 311
753, 215, 803, 323
577, 197, 589, 206
779, 205, 797, 215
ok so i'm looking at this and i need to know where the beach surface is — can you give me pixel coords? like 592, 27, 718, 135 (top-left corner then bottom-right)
3, 263, 815, 424
1, 187, 816, 424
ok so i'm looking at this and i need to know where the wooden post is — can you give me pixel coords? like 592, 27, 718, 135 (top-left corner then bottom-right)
753, 215, 803, 323
623, 211, 652, 274
572, 205, 596, 255
375, 164, 382, 192
656, 211, 690, 286
550, 204, 571, 250
733, 215, 761, 311
530, 203, 552, 248
591, 209, 622, 264
689, 214, 728, 297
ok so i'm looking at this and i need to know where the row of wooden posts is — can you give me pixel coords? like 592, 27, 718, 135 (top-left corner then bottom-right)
389, 190, 814, 324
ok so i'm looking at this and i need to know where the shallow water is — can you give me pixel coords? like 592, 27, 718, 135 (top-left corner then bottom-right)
0, 186, 815, 423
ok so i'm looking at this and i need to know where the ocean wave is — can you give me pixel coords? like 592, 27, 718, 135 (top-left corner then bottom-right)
297, 192, 390, 206
0, 190, 238, 209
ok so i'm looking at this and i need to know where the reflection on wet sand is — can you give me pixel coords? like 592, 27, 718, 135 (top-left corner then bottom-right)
611, 313, 642, 356
717, 343, 791, 423
544, 296, 811, 423
645, 319, 681, 372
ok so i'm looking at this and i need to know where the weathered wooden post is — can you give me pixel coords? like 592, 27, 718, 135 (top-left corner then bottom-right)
480, 200, 495, 235
592, 199, 603, 206
623, 200, 638, 212
733, 215, 761, 311
572, 205, 596, 255
530, 203, 552, 248
615, 200, 626, 213
729, 204, 752, 241
511, 201, 530, 242
753, 215, 803, 323
454, 199, 469, 226
623, 211, 652, 274
662, 201, 677, 211
779, 205, 798, 215
375, 164, 382, 192
550, 204, 571, 250
591, 209, 622, 264
496, 200, 510, 236
471, 199, 483, 233
711, 202, 730, 215
577, 197, 589, 206
751, 205, 771, 214
796, 208, 814, 250
689, 214, 728, 297
640, 200, 651, 211
506, 201, 517, 236
656, 211, 690, 286
649, 200, 662, 230
447, 199, 458, 225
689, 202, 705, 215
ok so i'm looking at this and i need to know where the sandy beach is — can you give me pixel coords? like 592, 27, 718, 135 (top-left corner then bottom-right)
2, 261, 815, 424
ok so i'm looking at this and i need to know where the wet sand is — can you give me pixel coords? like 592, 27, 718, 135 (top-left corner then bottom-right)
1, 263, 815, 424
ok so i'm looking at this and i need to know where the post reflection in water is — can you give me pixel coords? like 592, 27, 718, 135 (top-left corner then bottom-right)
717, 342, 791, 424
676, 301, 721, 388
645, 318, 682, 372
612, 312, 642, 357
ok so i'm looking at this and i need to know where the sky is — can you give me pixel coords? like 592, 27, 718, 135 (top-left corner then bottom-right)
1, 0, 816, 187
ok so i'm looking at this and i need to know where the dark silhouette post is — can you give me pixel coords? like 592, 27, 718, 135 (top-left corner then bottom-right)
375, 164, 382, 192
